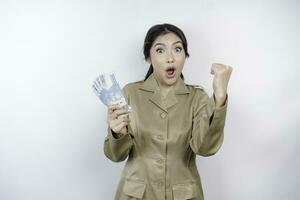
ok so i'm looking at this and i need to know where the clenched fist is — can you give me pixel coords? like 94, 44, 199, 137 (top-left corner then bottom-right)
210, 63, 233, 107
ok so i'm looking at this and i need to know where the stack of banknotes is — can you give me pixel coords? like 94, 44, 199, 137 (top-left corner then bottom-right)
92, 73, 131, 110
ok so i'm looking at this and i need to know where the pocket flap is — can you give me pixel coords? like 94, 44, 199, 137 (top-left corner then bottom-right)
123, 179, 146, 199
172, 182, 197, 200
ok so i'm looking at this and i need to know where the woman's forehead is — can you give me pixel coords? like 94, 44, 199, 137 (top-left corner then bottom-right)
153, 32, 182, 45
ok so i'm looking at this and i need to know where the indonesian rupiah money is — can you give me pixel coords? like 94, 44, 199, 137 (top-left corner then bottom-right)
92, 73, 131, 110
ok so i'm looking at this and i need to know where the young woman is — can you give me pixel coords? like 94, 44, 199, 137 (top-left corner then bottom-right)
104, 23, 232, 200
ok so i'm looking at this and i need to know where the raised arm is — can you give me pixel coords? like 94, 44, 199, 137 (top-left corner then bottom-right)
190, 63, 232, 156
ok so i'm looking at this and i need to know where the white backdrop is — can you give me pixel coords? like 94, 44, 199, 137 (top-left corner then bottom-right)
1, 0, 299, 199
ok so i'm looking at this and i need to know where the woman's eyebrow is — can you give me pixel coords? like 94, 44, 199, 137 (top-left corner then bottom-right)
154, 41, 182, 47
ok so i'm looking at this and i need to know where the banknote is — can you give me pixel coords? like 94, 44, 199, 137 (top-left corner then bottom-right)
92, 73, 131, 110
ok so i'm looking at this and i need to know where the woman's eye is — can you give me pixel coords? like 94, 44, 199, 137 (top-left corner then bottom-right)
156, 48, 164, 53
175, 47, 182, 53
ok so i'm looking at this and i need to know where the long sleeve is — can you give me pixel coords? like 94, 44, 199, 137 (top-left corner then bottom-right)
103, 127, 133, 162
189, 88, 228, 157
103, 85, 134, 162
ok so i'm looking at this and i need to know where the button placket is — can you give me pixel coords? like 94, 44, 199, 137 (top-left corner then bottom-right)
152, 110, 167, 196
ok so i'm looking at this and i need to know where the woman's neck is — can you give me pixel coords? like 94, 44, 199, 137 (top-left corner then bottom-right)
153, 73, 174, 98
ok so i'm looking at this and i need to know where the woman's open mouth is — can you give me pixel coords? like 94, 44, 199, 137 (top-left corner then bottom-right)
165, 67, 176, 78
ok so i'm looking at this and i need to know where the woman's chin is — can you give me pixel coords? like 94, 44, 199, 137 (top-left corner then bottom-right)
154, 72, 180, 87
164, 76, 179, 86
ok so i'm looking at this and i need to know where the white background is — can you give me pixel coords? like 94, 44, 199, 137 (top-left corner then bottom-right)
1, 0, 299, 199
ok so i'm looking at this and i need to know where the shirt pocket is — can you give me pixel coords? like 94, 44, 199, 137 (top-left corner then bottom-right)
123, 179, 146, 199
172, 182, 197, 200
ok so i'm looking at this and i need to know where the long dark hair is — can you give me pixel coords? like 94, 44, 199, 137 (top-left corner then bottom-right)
143, 23, 190, 81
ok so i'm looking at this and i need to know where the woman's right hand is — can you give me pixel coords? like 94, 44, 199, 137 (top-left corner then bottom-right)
107, 104, 131, 138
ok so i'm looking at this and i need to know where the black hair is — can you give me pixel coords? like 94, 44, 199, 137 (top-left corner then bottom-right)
143, 23, 190, 81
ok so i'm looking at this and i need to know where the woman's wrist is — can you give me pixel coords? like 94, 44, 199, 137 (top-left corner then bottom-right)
213, 93, 227, 108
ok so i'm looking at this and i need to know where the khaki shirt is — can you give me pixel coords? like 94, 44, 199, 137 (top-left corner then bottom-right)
104, 73, 228, 200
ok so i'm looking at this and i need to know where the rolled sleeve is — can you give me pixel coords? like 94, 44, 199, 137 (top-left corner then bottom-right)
210, 94, 228, 125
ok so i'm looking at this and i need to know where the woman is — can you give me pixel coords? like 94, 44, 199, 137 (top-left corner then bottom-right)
104, 23, 232, 200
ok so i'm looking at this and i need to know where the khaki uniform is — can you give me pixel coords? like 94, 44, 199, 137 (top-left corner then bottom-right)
104, 73, 228, 200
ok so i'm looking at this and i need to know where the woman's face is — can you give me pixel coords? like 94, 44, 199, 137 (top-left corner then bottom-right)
147, 32, 186, 88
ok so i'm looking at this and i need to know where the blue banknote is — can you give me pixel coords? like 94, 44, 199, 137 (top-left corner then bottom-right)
92, 73, 131, 110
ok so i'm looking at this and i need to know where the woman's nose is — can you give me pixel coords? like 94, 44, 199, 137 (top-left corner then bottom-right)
166, 51, 174, 63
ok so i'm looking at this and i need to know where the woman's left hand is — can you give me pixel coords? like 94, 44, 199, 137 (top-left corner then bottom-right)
210, 63, 233, 107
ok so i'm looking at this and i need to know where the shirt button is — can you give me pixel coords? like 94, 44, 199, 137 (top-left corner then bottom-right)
156, 158, 164, 164
160, 112, 167, 118
157, 182, 164, 187
156, 135, 163, 140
